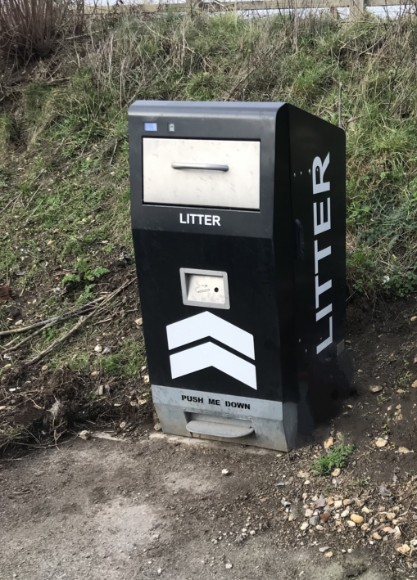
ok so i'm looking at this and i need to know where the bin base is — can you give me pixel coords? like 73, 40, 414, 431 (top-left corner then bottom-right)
151, 385, 297, 452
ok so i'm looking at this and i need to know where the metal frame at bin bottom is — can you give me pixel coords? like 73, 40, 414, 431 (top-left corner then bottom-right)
151, 385, 297, 452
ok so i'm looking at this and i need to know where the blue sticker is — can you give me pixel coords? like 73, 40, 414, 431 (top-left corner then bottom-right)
144, 122, 158, 132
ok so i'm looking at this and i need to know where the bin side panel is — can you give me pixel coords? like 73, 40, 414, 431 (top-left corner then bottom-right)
288, 106, 351, 422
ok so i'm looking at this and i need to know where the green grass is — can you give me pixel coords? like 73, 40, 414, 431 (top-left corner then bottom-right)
99, 338, 145, 380
2, 12, 417, 307
59, 336, 145, 380
312, 441, 355, 476
1, 9, 417, 449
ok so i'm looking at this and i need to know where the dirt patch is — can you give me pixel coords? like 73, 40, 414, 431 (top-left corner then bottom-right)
0, 437, 399, 580
1, 294, 417, 578
0, 274, 152, 453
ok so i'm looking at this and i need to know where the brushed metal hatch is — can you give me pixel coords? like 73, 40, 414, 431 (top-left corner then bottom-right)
142, 138, 260, 209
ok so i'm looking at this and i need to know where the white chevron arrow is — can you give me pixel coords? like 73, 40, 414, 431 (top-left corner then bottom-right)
166, 311, 255, 359
169, 341, 257, 390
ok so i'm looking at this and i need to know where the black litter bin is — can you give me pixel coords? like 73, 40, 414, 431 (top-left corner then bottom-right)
128, 100, 350, 451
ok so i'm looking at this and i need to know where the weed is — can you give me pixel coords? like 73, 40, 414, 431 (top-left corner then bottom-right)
0, 0, 84, 66
0, 115, 12, 155
348, 477, 371, 489
312, 441, 355, 476
61, 259, 109, 287
99, 338, 145, 380
76, 284, 96, 305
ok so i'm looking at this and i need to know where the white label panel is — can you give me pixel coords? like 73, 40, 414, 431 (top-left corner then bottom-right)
143, 138, 260, 210
187, 274, 226, 306
180, 268, 230, 309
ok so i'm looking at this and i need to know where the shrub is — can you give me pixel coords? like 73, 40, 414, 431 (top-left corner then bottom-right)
312, 441, 355, 476
0, 0, 85, 66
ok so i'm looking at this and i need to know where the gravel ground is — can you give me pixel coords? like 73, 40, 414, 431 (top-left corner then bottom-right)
0, 436, 393, 580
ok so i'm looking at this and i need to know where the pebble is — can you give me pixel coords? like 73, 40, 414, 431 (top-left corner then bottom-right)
78, 430, 92, 440
396, 544, 410, 555
154, 423, 162, 432
324, 551, 333, 558
361, 506, 371, 514
398, 447, 411, 454
350, 514, 364, 525
386, 512, 396, 521
324, 437, 334, 449
320, 512, 331, 523
372, 533, 382, 540
300, 522, 309, 531
331, 468, 341, 477
315, 496, 327, 508
343, 499, 353, 506
310, 516, 320, 526
369, 385, 383, 393
346, 520, 356, 528
334, 500, 343, 509
375, 438, 388, 448
221, 469, 230, 476
94, 344, 103, 353
305, 509, 314, 518
319, 546, 330, 553
411, 380, 417, 389
341, 509, 350, 518
157, 569, 162, 576
225, 563, 233, 570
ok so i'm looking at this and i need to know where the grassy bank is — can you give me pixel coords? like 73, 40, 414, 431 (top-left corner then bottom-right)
1, 13, 417, 300
1, 11, 417, 448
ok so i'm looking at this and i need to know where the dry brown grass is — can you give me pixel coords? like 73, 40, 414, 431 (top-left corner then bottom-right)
0, 0, 85, 66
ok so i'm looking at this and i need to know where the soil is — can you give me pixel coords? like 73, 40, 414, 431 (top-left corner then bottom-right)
1, 294, 417, 579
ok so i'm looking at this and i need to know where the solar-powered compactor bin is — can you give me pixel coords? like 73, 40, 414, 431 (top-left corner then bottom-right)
128, 100, 350, 451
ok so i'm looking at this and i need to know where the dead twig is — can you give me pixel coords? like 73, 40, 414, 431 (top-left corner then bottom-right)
94, 315, 115, 326
109, 139, 119, 166
1, 319, 57, 354
0, 317, 61, 338
24, 313, 96, 367
0, 296, 106, 338
23, 278, 135, 367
